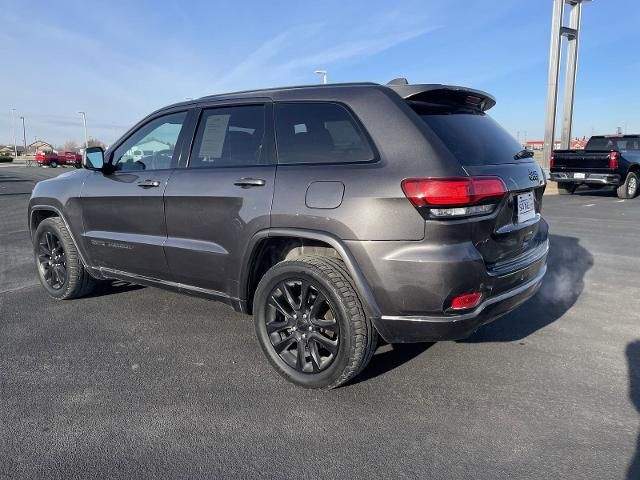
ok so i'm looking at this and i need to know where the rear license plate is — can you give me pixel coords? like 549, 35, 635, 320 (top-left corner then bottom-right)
517, 191, 535, 223
574, 172, 586, 179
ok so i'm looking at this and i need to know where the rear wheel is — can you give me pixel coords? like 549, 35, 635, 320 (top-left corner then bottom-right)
617, 171, 639, 199
253, 255, 377, 389
34, 217, 97, 299
49, 160, 58, 168
557, 182, 577, 195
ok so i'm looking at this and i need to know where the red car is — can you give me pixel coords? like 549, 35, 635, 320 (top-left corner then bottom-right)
35, 151, 82, 168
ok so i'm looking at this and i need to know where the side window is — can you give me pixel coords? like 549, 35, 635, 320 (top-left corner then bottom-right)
275, 103, 374, 164
189, 105, 266, 168
112, 112, 187, 172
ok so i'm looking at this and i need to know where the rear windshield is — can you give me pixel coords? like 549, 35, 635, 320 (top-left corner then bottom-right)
586, 137, 640, 151
410, 103, 524, 166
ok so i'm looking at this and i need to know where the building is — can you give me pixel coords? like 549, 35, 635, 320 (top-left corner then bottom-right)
524, 139, 587, 151
27, 140, 54, 154
0, 145, 25, 156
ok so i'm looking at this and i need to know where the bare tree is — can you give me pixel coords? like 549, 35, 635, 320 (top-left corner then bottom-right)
61, 140, 79, 152
87, 138, 107, 149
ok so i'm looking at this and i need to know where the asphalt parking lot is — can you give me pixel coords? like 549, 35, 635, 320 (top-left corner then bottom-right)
1, 165, 638, 479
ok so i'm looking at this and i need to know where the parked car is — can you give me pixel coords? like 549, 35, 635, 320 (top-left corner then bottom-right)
35, 151, 82, 168
35, 151, 61, 167
28, 81, 548, 388
550, 134, 640, 198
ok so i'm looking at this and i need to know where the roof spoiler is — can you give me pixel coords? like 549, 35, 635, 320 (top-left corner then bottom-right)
386, 83, 496, 111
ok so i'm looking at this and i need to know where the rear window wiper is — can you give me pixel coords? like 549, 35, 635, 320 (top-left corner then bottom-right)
513, 149, 534, 160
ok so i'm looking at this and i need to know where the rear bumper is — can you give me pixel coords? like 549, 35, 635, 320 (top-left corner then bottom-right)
550, 171, 621, 185
372, 264, 546, 343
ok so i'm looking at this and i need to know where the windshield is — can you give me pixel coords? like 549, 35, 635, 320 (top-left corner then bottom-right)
410, 103, 524, 166
586, 137, 640, 151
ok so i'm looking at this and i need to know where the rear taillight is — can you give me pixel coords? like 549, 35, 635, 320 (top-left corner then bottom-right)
550, 155, 555, 168
401, 177, 506, 219
609, 151, 619, 169
450, 292, 483, 311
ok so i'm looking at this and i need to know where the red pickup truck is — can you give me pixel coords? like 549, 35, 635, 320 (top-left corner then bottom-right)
35, 151, 82, 168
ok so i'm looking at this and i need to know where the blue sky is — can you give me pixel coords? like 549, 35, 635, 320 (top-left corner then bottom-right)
1, 0, 638, 147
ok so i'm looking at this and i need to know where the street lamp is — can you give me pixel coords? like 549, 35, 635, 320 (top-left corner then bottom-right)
314, 70, 328, 85
10, 108, 17, 156
19, 116, 26, 153
78, 111, 88, 151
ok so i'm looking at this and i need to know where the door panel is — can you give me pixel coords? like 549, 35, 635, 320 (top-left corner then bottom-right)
79, 110, 190, 279
80, 170, 172, 278
163, 103, 275, 297
163, 166, 275, 294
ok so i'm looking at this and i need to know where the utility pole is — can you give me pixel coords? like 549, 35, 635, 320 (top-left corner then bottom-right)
78, 111, 88, 151
314, 70, 328, 84
20, 116, 26, 153
10, 108, 17, 156
542, 0, 591, 170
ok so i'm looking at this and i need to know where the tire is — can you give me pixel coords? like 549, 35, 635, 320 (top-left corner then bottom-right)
557, 182, 577, 195
33, 217, 97, 299
253, 255, 378, 389
617, 171, 639, 199
50, 161, 57, 168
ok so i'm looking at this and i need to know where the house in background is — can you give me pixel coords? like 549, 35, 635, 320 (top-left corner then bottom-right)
0, 145, 26, 156
27, 140, 54, 154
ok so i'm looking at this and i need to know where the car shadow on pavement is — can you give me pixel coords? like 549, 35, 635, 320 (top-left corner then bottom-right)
626, 340, 640, 479
459, 233, 593, 343
349, 342, 435, 385
572, 185, 618, 197
83, 280, 145, 298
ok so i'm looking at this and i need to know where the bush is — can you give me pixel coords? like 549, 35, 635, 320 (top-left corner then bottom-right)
0, 156, 14, 163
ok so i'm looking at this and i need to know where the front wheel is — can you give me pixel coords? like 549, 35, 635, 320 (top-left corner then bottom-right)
34, 217, 97, 299
617, 171, 639, 199
253, 255, 377, 389
49, 160, 58, 168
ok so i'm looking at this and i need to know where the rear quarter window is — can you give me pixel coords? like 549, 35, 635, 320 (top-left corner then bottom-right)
275, 102, 374, 164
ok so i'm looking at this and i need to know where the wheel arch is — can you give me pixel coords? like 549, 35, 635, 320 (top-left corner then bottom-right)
240, 228, 381, 319
29, 205, 91, 268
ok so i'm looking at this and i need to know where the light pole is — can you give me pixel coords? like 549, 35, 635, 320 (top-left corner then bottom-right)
19, 116, 26, 153
10, 108, 17, 156
78, 111, 88, 151
314, 70, 328, 84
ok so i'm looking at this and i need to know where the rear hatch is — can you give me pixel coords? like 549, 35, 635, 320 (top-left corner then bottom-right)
398, 86, 547, 270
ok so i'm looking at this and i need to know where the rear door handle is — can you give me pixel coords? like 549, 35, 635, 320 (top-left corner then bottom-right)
234, 178, 266, 188
137, 180, 161, 188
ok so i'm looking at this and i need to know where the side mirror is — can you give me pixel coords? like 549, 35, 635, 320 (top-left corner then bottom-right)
84, 146, 104, 170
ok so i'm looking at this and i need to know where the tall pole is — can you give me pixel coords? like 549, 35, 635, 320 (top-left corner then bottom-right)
314, 70, 328, 84
78, 111, 88, 151
560, 2, 582, 148
11, 108, 17, 156
542, 0, 564, 170
20, 116, 26, 153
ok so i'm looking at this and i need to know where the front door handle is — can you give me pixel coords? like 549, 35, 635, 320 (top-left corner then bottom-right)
137, 180, 161, 188
234, 178, 266, 188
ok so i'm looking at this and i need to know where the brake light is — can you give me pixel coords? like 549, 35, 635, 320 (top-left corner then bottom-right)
550, 155, 555, 168
609, 151, 619, 169
450, 292, 483, 310
401, 177, 506, 207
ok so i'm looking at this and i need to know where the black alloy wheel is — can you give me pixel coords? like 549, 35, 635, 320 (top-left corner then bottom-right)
265, 279, 340, 373
37, 231, 67, 290
254, 255, 378, 389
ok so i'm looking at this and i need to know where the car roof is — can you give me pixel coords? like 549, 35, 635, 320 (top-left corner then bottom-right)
153, 81, 496, 115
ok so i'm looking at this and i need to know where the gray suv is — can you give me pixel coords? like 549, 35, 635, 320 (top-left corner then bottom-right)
29, 81, 548, 389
